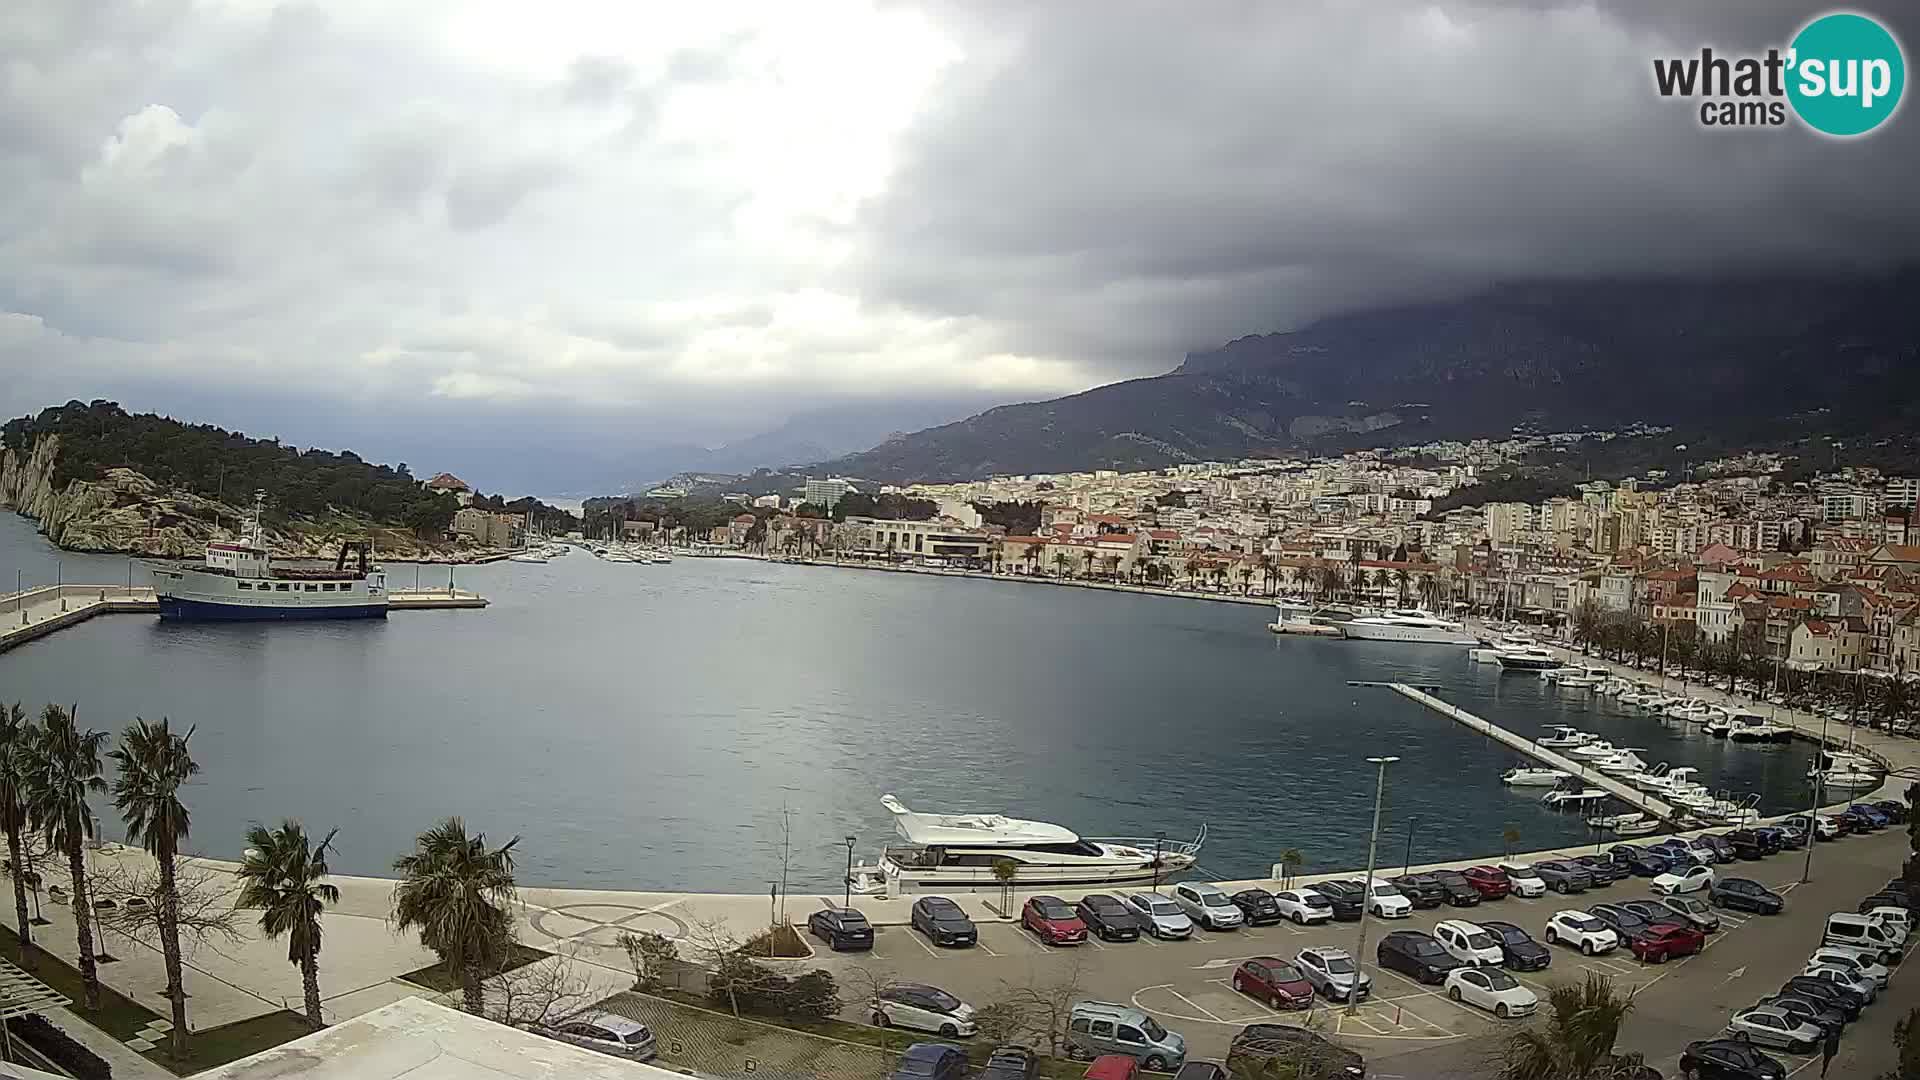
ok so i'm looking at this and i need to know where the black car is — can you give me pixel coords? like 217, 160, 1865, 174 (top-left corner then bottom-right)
1721, 830, 1768, 860
1610, 845, 1670, 877
1621, 898, 1716, 935
1074, 894, 1141, 942
1230, 888, 1285, 926
1479, 919, 1551, 972
1697, 834, 1738, 863
1780, 976, 1865, 1020
1710, 877, 1784, 915
977, 1046, 1039, 1080
807, 907, 874, 951
1313, 880, 1367, 921
1759, 993, 1847, 1037
1587, 902, 1662, 946
891, 1043, 969, 1080
1228, 1023, 1366, 1078
1572, 854, 1626, 885
1873, 799, 1909, 824
1391, 873, 1447, 909
1430, 870, 1483, 907
1860, 889, 1913, 914
1679, 1037, 1785, 1080
910, 897, 977, 947
1376, 930, 1465, 985
1761, 824, 1804, 850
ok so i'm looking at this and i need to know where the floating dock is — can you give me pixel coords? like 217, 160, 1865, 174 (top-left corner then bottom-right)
1386, 681, 1687, 826
1, 584, 487, 653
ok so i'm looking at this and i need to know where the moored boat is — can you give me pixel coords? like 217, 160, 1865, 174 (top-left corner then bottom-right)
1502, 767, 1572, 787
1338, 609, 1479, 645
149, 494, 388, 621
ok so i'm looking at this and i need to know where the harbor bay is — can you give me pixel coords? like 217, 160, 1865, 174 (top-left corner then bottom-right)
0, 512, 1820, 893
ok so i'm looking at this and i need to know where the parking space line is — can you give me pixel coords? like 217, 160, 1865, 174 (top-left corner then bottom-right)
976, 938, 1001, 957
904, 931, 939, 959
1203, 979, 1289, 1020
1084, 935, 1108, 951
1340, 1012, 1387, 1036
1164, 988, 1224, 1023
1138, 934, 1161, 946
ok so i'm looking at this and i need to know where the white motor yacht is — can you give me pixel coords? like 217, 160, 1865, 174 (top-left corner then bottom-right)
1641, 766, 1702, 798
1537, 726, 1594, 749
1542, 788, 1610, 807
1472, 633, 1536, 664
1568, 740, 1619, 759
1595, 750, 1650, 777
1496, 646, 1563, 672
1665, 700, 1713, 723
1627, 763, 1673, 791
1728, 716, 1793, 744
1338, 609, 1480, 645
1502, 767, 1572, 787
846, 795, 1205, 896
1809, 752, 1882, 790
1701, 707, 1733, 738
1586, 811, 1646, 830
1614, 819, 1661, 836
1555, 674, 1599, 690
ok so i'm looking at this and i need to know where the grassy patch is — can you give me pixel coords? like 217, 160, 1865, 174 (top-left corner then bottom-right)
0, 932, 311, 1075
398, 943, 551, 992
740, 924, 811, 959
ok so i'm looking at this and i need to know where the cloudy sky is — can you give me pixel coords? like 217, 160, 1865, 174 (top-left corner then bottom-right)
3, 1, 1915, 495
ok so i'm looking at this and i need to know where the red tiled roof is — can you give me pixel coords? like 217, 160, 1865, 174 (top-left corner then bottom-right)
427, 472, 468, 491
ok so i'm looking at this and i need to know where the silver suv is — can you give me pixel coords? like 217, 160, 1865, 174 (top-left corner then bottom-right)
1294, 946, 1370, 1003
1171, 882, 1244, 930
540, 1012, 657, 1061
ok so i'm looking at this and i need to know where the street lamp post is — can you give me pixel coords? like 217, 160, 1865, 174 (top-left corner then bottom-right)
1350, 755, 1400, 1015
842, 835, 858, 910
1803, 709, 1833, 884
1402, 818, 1417, 876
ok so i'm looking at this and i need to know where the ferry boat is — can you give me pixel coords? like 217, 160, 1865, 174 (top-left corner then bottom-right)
1337, 610, 1479, 645
846, 795, 1205, 897
149, 496, 387, 621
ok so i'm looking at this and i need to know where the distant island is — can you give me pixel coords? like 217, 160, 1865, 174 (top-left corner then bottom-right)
0, 400, 576, 559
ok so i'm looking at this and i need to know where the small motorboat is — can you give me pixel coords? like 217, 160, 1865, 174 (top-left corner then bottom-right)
1702, 709, 1733, 738
1810, 753, 1882, 790
1542, 788, 1611, 807
1497, 646, 1563, 672
1586, 811, 1646, 830
1614, 819, 1660, 836
1568, 740, 1619, 759
1729, 718, 1793, 744
1502, 767, 1572, 787
1538, 726, 1594, 749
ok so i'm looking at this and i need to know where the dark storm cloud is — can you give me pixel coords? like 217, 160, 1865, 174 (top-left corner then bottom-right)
848, 0, 1920, 373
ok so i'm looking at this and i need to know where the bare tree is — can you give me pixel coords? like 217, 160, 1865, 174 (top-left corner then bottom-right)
616, 930, 679, 992
90, 856, 243, 963
485, 948, 600, 1029
984, 956, 1088, 1058
685, 917, 752, 1017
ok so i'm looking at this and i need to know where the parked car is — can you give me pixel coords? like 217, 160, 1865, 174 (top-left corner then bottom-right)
1172, 882, 1245, 931
1778, 976, 1866, 1020
1444, 966, 1538, 1019
1648, 840, 1707, 868
1376, 930, 1465, 985
1817, 814, 1849, 839
1678, 1037, 1786, 1080
1361, 878, 1414, 919
1859, 889, 1915, 915
1628, 922, 1706, 963
1609, 845, 1672, 878
1771, 822, 1808, 850
1799, 963, 1878, 1004
1495, 861, 1548, 898
1725, 1007, 1824, 1054
1845, 804, 1889, 830
1649, 894, 1719, 932
1696, 835, 1737, 863
1170, 1064, 1228, 1080
1231, 956, 1316, 1010
1311, 880, 1368, 921
1065, 1002, 1186, 1072
1433, 919, 1504, 967
1022, 895, 1090, 945
541, 1012, 657, 1061
911, 897, 978, 947
1807, 946, 1890, 989
1652, 864, 1714, 896
1711, 877, 1784, 914
1123, 893, 1196, 940
1230, 887, 1284, 926
1270, 888, 1336, 925
875, 985, 978, 1037
1430, 869, 1484, 906
1758, 993, 1848, 1037
1478, 919, 1551, 971
1572, 854, 1626, 885
1532, 860, 1593, 894
1391, 873, 1447, 908
1866, 905, 1913, 938
1461, 865, 1513, 900
808, 907, 875, 951
1721, 830, 1768, 860
1226, 1023, 1366, 1079
892, 1044, 969, 1080
1544, 910, 1619, 955
978, 1046, 1040, 1080
1872, 799, 1909, 824
1295, 946, 1371, 1003
1077, 894, 1143, 942
1083, 1056, 1139, 1080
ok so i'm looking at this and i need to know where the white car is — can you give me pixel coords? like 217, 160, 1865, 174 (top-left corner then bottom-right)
1444, 966, 1538, 1019
1433, 920, 1504, 967
1123, 892, 1195, 939
1495, 861, 1547, 898
1865, 906, 1912, 945
1363, 878, 1413, 918
1271, 889, 1333, 925
1651, 864, 1714, 896
873, 984, 978, 1037
1809, 946, 1890, 988
1544, 911, 1619, 955
1726, 1006, 1824, 1053
1800, 963, 1878, 1004
1171, 882, 1245, 930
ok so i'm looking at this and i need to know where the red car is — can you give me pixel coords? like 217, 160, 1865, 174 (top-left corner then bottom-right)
1022, 895, 1089, 945
1461, 866, 1512, 900
1231, 956, 1316, 1010
1628, 922, 1706, 964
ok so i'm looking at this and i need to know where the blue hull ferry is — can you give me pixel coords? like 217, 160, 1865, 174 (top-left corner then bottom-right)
148, 494, 389, 621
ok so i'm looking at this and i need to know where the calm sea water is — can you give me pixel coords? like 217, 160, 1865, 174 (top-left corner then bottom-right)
0, 513, 1818, 891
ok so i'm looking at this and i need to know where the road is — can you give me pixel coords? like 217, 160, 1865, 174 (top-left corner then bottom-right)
804, 827, 1914, 1078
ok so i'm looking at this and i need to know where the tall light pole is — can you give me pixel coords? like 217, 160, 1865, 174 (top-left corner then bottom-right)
1803, 709, 1833, 884
1350, 755, 1399, 1015
842, 835, 858, 910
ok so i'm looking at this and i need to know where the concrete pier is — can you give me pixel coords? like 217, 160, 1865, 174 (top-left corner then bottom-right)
0, 583, 487, 652
1388, 681, 1688, 825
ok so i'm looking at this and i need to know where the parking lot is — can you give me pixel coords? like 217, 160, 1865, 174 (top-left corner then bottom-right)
806, 827, 1914, 1077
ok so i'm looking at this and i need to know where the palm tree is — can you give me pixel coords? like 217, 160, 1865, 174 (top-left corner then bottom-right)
1, 703, 35, 966
236, 821, 340, 1030
392, 817, 521, 1015
19, 704, 108, 1011
1392, 568, 1411, 607
1497, 973, 1648, 1079
1052, 552, 1071, 579
109, 717, 199, 1058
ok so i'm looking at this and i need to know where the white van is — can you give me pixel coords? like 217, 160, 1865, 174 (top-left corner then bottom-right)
1824, 912, 1904, 963
1864, 906, 1911, 943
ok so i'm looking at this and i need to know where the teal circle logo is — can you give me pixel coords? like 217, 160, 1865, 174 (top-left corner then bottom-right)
1787, 12, 1905, 136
